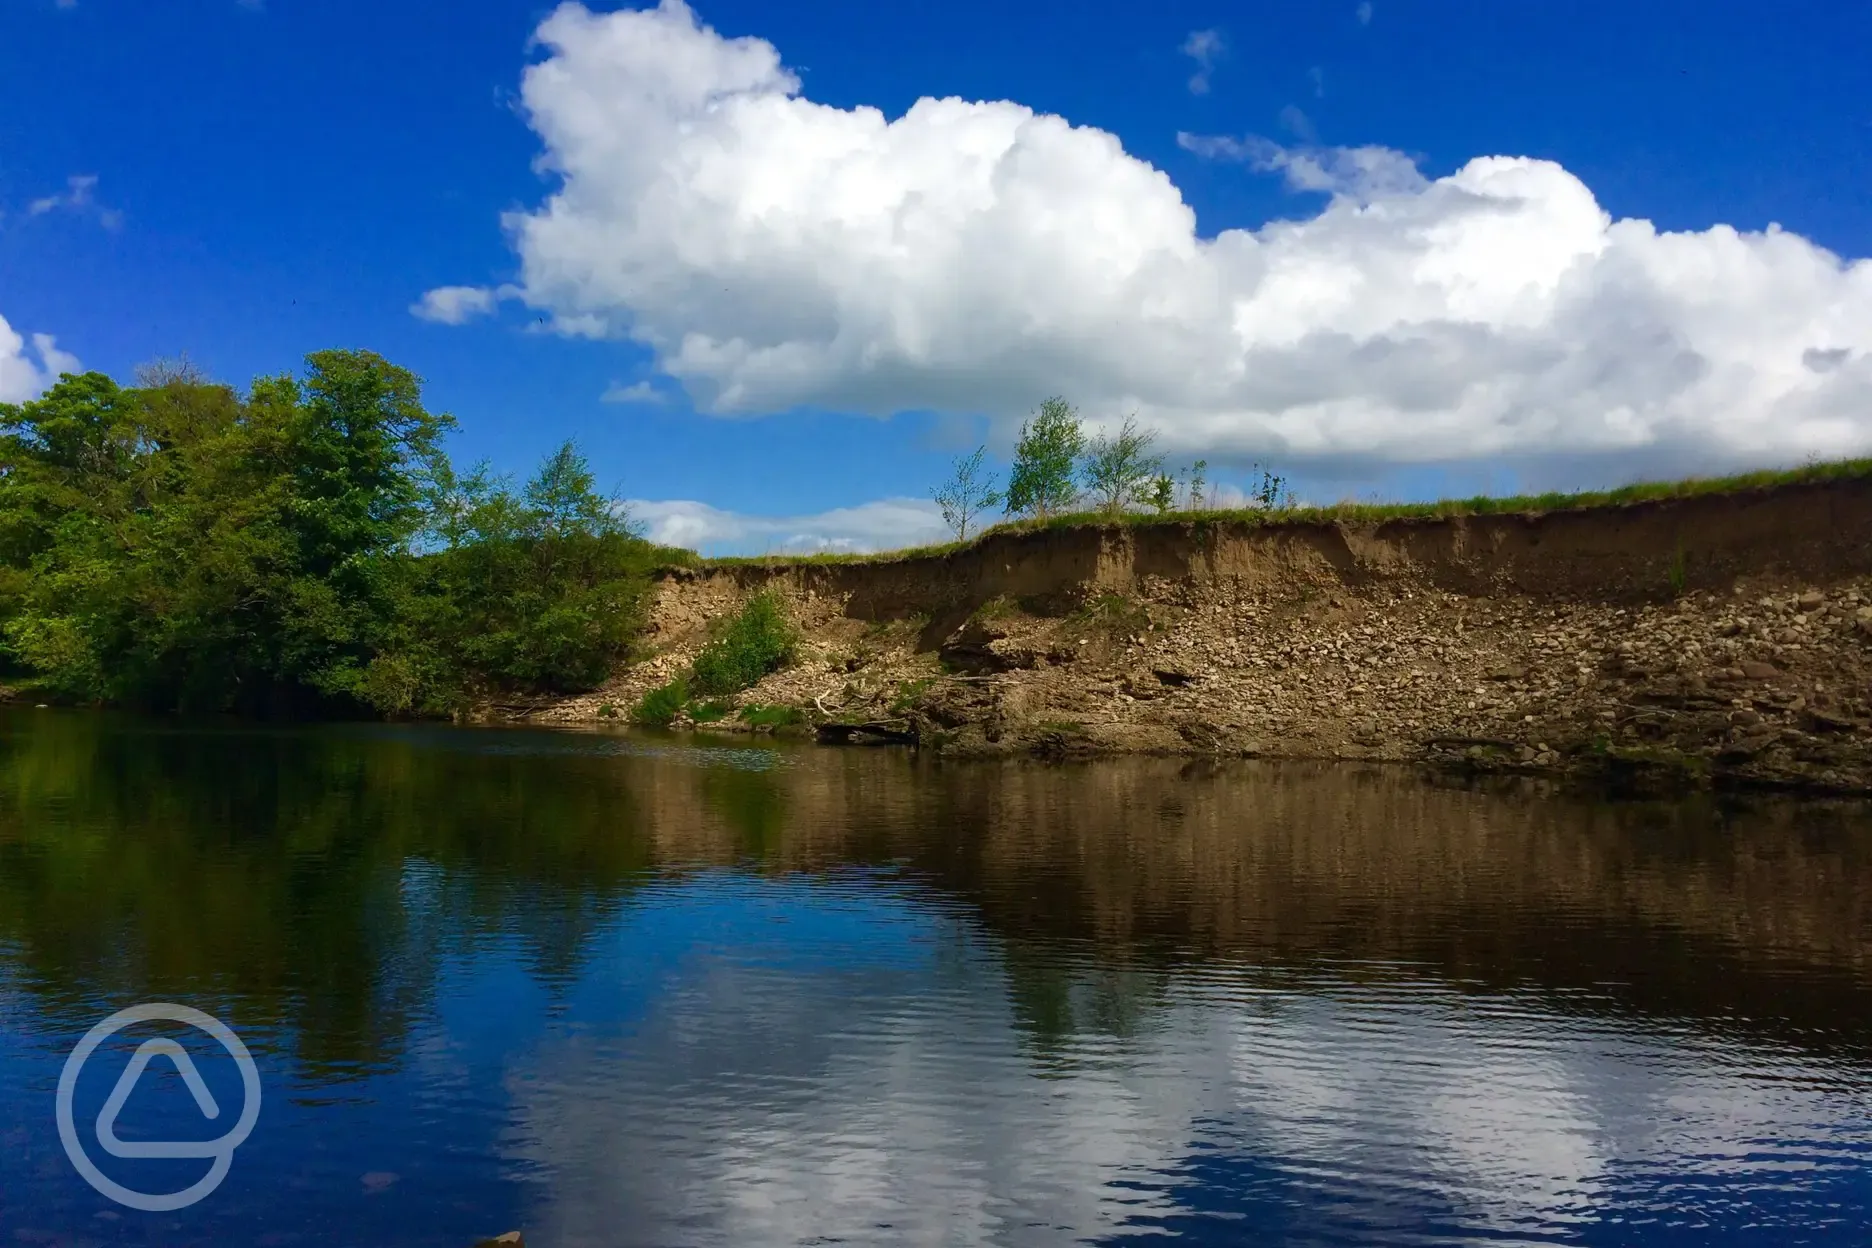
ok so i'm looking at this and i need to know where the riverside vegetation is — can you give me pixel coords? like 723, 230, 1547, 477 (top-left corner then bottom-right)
0, 351, 693, 717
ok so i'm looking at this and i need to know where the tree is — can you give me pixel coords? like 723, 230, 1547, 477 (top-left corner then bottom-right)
0, 350, 686, 719
388, 440, 663, 710
1079, 415, 1163, 516
525, 439, 626, 538
932, 445, 1001, 542
1004, 397, 1084, 520
1146, 473, 1176, 515
1186, 459, 1209, 511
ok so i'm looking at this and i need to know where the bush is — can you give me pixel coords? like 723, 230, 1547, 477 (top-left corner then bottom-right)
888, 677, 935, 715
690, 699, 732, 723
688, 591, 797, 697
739, 703, 805, 728
630, 678, 689, 727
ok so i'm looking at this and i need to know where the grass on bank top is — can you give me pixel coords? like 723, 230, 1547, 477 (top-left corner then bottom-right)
669, 456, 1872, 572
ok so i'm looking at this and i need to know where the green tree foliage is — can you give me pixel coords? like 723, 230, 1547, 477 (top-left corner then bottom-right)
383, 440, 667, 715
1004, 397, 1084, 520
1079, 415, 1164, 516
0, 352, 681, 717
932, 444, 1001, 541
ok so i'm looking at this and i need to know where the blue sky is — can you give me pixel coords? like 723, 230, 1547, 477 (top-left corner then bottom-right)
3, 0, 1869, 554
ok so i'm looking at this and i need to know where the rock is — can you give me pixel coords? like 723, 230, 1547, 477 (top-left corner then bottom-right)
1120, 672, 1164, 699
1803, 708, 1860, 734
1799, 591, 1826, 610
1738, 660, 1782, 680
473, 1236, 526, 1248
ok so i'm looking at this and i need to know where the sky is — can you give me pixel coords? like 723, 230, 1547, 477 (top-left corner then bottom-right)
3, 0, 1869, 555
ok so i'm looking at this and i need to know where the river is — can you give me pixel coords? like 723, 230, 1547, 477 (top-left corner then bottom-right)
1, 707, 1868, 1245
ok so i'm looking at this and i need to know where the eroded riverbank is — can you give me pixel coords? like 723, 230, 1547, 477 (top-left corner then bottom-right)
531, 475, 1872, 794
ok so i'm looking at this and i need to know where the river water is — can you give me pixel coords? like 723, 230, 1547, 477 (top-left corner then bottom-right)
0, 708, 1869, 1246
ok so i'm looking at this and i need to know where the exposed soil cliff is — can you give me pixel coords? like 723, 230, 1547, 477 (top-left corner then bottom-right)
533, 475, 1872, 793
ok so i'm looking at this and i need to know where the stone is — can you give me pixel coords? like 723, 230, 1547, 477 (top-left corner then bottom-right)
1803, 708, 1859, 734
473, 1236, 526, 1248
1739, 661, 1782, 680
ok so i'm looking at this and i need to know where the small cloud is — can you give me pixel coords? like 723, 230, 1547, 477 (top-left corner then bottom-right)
600, 379, 669, 404
626, 497, 950, 557
1181, 28, 1225, 96
1278, 105, 1318, 144
28, 175, 93, 215
1177, 131, 1426, 200
1804, 347, 1852, 374
410, 285, 497, 324
27, 174, 119, 229
1356, 1, 1374, 25
1309, 66, 1326, 98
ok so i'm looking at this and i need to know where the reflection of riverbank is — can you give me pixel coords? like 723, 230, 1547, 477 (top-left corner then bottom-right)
2, 709, 1868, 1078
629, 749, 1872, 1055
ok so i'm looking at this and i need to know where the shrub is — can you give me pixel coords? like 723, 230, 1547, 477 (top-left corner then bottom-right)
630, 678, 688, 727
1070, 592, 1150, 638
969, 595, 1017, 623
690, 699, 732, 723
688, 591, 797, 697
888, 676, 936, 715
739, 703, 805, 728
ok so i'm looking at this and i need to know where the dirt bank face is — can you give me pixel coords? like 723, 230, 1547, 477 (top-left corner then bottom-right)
533, 478, 1872, 793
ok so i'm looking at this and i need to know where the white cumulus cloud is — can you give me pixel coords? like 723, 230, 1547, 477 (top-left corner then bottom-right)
0, 314, 80, 404
411, 284, 499, 324
600, 378, 668, 404
466, 0, 1872, 478
627, 496, 949, 556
